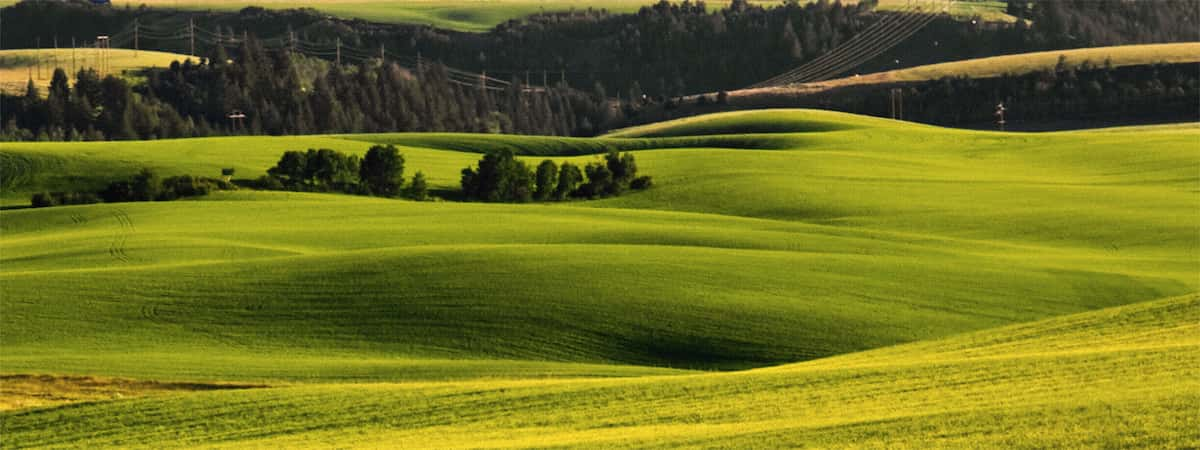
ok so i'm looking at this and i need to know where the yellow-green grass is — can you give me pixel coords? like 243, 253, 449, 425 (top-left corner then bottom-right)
0, 48, 195, 96
0, 109, 1196, 446
3, 294, 1194, 448
3, 110, 1197, 370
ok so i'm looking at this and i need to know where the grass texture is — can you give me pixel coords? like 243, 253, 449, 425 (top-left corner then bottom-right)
0, 108, 1195, 447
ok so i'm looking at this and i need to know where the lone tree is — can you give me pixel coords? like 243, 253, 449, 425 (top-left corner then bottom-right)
360, 144, 405, 197
534, 160, 559, 201
406, 171, 429, 201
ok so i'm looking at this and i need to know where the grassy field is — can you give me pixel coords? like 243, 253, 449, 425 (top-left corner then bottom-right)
1, 109, 1196, 447
0, 49, 195, 96
3, 294, 1195, 447
0, 0, 1011, 32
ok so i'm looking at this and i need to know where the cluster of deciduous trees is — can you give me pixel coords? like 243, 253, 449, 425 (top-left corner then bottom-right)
461, 150, 650, 203
261, 144, 428, 200
31, 168, 235, 207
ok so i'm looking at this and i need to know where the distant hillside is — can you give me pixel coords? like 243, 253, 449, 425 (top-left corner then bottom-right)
2, 0, 1195, 103
0, 49, 194, 96
626, 44, 1200, 131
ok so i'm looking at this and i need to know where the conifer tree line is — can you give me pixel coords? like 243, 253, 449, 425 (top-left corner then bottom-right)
0, 37, 616, 141
3, 0, 1194, 107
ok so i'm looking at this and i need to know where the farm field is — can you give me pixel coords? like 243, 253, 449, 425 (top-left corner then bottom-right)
0, 49, 195, 96
0, 0, 1011, 32
1, 109, 1197, 447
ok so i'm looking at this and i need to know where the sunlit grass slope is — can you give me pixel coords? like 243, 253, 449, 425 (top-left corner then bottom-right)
4, 294, 1194, 448
0, 109, 1195, 447
7, 192, 1188, 379
0, 48, 195, 96
2, 109, 1197, 381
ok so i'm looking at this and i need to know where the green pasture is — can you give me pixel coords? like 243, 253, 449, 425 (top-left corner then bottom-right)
0, 108, 1195, 447
4, 294, 1196, 447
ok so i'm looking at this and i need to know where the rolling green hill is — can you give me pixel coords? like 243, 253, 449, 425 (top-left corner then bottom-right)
3, 293, 1194, 447
1, 109, 1196, 447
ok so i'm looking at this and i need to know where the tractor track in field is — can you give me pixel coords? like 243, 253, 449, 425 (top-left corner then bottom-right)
107, 209, 135, 263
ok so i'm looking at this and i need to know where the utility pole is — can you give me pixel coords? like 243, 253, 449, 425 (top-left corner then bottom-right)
542, 69, 547, 88
380, 43, 385, 62
480, 70, 487, 91
560, 69, 565, 87
524, 70, 530, 88
287, 25, 295, 54
96, 35, 111, 76
335, 37, 341, 66
889, 88, 904, 120
134, 19, 139, 57
36, 37, 41, 80
188, 18, 195, 57
994, 102, 1007, 131
71, 37, 76, 74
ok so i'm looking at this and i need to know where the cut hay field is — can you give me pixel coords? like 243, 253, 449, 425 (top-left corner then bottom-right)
0, 48, 195, 96
1, 109, 1196, 447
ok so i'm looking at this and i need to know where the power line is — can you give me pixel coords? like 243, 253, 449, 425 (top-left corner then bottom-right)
750, 0, 948, 89
752, 3, 922, 88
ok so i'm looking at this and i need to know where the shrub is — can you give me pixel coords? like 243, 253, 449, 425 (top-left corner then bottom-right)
131, 168, 161, 202
576, 162, 614, 198
406, 171, 429, 201
161, 175, 223, 199
554, 162, 583, 200
31, 192, 56, 208
57, 191, 101, 205
101, 180, 136, 203
32, 191, 102, 207
631, 175, 654, 190
534, 160, 559, 201
253, 174, 284, 190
